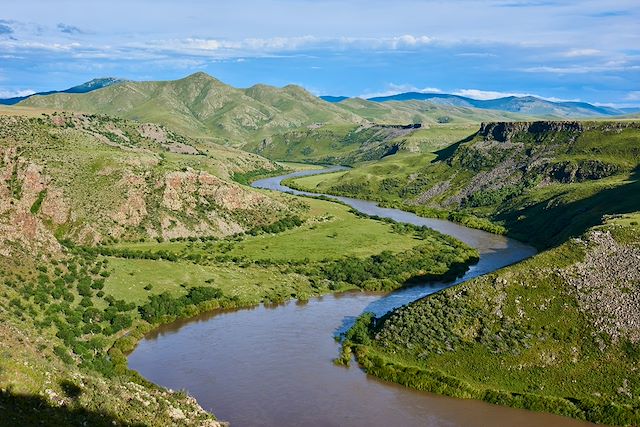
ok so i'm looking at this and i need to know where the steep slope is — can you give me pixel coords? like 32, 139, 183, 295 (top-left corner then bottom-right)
343, 214, 640, 426
19, 72, 365, 145
289, 120, 640, 247
244, 99, 530, 164
246, 123, 427, 165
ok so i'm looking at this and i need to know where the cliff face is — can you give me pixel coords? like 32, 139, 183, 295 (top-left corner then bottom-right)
478, 120, 640, 143
478, 121, 583, 142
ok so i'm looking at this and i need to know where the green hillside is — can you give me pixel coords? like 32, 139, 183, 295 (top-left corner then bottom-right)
342, 213, 640, 426
0, 111, 295, 246
290, 120, 640, 247
20, 72, 365, 145
19, 73, 541, 165
337, 97, 532, 124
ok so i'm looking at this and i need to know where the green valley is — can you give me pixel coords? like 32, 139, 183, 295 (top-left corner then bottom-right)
0, 107, 479, 426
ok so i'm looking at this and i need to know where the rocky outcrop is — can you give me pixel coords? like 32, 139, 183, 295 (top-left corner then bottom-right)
0, 114, 292, 247
0, 148, 66, 257
544, 159, 621, 183
478, 121, 584, 143
478, 120, 640, 143
563, 230, 640, 342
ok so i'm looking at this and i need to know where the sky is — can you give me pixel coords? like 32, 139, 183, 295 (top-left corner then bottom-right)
1, 0, 639, 107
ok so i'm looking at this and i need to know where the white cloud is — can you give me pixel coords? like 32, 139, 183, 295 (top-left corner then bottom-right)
455, 52, 497, 58
143, 34, 437, 58
562, 48, 602, 57
0, 39, 81, 52
0, 88, 35, 98
625, 91, 640, 101
389, 35, 433, 49
520, 62, 640, 74
453, 88, 533, 99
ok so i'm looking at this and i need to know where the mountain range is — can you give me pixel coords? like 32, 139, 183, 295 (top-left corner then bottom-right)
17, 73, 524, 145
11, 72, 638, 150
0, 77, 124, 105
321, 92, 638, 117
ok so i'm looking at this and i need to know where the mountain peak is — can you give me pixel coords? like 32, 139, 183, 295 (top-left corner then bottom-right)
186, 71, 211, 78
181, 71, 220, 84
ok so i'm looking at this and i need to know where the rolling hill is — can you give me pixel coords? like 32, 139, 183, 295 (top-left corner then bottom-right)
20, 72, 366, 145
19, 73, 544, 152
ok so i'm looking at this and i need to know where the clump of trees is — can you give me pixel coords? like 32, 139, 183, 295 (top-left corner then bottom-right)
139, 286, 223, 323
246, 215, 304, 235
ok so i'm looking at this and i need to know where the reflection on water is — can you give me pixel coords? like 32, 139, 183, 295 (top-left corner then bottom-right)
128, 169, 593, 427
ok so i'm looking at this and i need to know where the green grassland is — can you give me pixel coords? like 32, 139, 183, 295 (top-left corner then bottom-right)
341, 214, 640, 425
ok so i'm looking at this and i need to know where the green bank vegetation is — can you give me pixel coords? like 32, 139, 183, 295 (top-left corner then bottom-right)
340, 214, 640, 425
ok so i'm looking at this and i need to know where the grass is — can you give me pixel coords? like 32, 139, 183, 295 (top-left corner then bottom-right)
247, 123, 481, 166
102, 195, 475, 305
276, 161, 326, 170
226, 198, 424, 261
103, 257, 327, 305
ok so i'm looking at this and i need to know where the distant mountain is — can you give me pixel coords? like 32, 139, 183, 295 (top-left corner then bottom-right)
319, 95, 349, 103
322, 92, 630, 118
0, 77, 124, 105
20, 72, 366, 144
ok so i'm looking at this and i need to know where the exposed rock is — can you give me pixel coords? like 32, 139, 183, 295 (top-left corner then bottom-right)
414, 180, 451, 205
562, 230, 640, 343
478, 121, 584, 143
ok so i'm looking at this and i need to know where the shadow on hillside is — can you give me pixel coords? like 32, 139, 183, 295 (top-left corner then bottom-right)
431, 132, 477, 163
0, 390, 146, 427
498, 167, 640, 249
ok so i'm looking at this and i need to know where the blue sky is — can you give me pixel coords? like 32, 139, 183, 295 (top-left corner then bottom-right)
1, 0, 639, 106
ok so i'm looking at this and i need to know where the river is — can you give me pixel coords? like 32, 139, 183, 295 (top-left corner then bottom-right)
128, 167, 595, 427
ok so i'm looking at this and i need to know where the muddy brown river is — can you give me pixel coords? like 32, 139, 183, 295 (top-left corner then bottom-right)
128, 167, 596, 426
